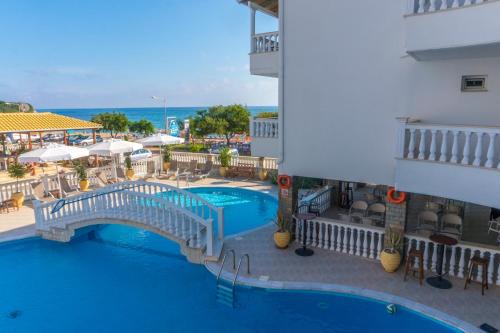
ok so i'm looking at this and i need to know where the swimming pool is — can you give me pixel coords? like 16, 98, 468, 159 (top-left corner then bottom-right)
0, 187, 461, 332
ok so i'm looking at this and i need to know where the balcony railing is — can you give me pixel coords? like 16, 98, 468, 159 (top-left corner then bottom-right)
407, 0, 490, 15
398, 122, 500, 169
251, 118, 279, 139
252, 31, 279, 54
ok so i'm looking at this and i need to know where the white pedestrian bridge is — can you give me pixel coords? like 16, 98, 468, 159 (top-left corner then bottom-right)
33, 181, 224, 263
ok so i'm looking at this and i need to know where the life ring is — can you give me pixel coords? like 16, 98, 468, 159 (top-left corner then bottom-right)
278, 175, 292, 190
387, 187, 406, 204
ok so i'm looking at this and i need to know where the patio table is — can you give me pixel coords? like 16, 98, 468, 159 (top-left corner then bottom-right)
294, 213, 316, 257
426, 233, 458, 289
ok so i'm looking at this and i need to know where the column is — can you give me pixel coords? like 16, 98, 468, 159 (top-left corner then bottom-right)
92, 129, 97, 144
39, 131, 43, 147
250, 6, 256, 53
28, 132, 32, 150
63, 130, 68, 145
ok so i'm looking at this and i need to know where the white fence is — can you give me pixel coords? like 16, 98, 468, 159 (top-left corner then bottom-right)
170, 151, 278, 170
251, 118, 279, 139
295, 218, 386, 260
398, 122, 500, 169
252, 31, 279, 53
407, 0, 490, 14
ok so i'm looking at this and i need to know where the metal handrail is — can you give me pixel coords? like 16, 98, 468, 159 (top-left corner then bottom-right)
232, 254, 250, 288
216, 249, 236, 283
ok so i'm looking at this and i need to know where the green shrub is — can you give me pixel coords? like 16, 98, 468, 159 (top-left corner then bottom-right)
74, 163, 87, 181
8, 162, 27, 192
256, 111, 278, 119
219, 147, 231, 168
162, 146, 171, 163
125, 156, 132, 170
268, 170, 278, 185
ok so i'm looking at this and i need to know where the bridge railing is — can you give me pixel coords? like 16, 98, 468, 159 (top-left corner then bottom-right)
34, 182, 216, 256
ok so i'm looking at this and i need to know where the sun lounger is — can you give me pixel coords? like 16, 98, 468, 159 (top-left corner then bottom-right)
177, 160, 198, 181
141, 160, 157, 180
30, 181, 56, 202
59, 176, 79, 197
191, 160, 213, 181
157, 160, 178, 180
96, 172, 117, 185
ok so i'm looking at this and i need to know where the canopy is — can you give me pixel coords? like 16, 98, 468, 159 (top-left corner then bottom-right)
137, 134, 183, 147
18, 143, 89, 163
87, 139, 142, 156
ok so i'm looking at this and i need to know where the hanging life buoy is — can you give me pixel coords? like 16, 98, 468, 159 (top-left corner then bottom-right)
387, 187, 406, 204
278, 175, 292, 190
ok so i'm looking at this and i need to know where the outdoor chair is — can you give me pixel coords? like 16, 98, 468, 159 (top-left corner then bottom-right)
424, 201, 441, 213
177, 160, 197, 181
0, 199, 17, 213
116, 167, 127, 181
367, 203, 386, 226
417, 210, 439, 232
157, 160, 178, 180
59, 176, 79, 197
30, 181, 56, 202
440, 214, 462, 236
96, 172, 117, 185
141, 160, 157, 181
191, 160, 213, 181
349, 200, 368, 223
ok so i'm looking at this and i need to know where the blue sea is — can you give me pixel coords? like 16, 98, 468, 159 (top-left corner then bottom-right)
40, 106, 278, 129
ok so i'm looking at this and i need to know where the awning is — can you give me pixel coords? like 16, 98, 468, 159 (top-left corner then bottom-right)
0, 112, 102, 134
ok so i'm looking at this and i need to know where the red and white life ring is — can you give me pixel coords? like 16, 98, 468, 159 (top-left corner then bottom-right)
387, 187, 406, 204
278, 175, 292, 190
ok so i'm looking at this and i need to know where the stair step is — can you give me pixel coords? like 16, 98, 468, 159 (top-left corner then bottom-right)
216, 297, 234, 308
217, 284, 233, 292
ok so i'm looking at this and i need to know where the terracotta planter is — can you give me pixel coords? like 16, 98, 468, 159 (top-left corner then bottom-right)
11, 192, 25, 209
126, 169, 135, 180
273, 230, 291, 249
219, 166, 228, 177
380, 249, 401, 273
163, 162, 171, 171
79, 180, 90, 191
258, 169, 268, 181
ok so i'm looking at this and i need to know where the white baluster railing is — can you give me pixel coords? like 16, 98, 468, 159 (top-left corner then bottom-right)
407, 0, 491, 15
252, 31, 279, 53
170, 151, 278, 170
33, 181, 219, 256
251, 118, 279, 139
295, 218, 386, 260
406, 234, 500, 285
400, 122, 500, 169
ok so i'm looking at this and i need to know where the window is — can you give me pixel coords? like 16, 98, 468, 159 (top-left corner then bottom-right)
461, 75, 487, 92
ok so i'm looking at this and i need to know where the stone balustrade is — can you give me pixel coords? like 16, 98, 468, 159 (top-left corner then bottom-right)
399, 122, 500, 169
251, 118, 279, 139
252, 31, 279, 54
170, 151, 278, 170
407, 0, 490, 15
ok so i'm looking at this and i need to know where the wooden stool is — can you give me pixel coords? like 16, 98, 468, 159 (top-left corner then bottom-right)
404, 249, 424, 285
464, 256, 489, 295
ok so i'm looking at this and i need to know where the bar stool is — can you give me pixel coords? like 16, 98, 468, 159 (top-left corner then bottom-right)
404, 249, 424, 285
464, 256, 489, 295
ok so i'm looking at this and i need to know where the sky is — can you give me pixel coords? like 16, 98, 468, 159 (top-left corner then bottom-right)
0, 0, 278, 109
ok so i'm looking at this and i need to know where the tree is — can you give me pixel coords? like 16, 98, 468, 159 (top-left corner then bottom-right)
129, 119, 155, 136
189, 105, 250, 145
7, 162, 26, 192
91, 112, 128, 138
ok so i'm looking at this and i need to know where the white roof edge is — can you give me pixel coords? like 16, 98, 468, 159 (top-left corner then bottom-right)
236, 0, 278, 18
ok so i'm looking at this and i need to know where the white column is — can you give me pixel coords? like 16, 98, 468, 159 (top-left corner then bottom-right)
418, 129, 427, 160
250, 6, 256, 53
407, 128, 417, 159
429, 129, 438, 160
450, 131, 459, 163
461, 131, 472, 165
486, 133, 496, 168
439, 130, 449, 162
418, 0, 426, 13
473, 132, 484, 167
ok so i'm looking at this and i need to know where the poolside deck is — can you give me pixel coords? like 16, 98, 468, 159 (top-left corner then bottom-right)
207, 224, 500, 333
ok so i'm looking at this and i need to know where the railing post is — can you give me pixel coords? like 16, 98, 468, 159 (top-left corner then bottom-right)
206, 219, 214, 256
250, 6, 256, 53
217, 207, 224, 240
396, 117, 410, 159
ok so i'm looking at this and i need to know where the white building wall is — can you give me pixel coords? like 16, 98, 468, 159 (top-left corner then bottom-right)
279, 0, 500, 187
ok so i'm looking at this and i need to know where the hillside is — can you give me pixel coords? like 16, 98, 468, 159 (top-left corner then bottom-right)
0, 101, 35, 113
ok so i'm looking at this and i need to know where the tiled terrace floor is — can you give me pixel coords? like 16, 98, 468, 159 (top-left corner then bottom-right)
207, 225, 500, 333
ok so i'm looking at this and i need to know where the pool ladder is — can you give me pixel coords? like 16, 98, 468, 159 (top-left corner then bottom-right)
216, 250, 250, 308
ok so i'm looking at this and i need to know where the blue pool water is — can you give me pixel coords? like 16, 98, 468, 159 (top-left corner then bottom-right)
0, 188, 460, 332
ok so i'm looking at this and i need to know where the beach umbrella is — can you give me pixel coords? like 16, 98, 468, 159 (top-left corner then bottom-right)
87, 139, 143, 179
137, 134, 183, 171
18, 143, 89, 196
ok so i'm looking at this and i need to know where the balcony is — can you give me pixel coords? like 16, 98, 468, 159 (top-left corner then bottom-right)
250, 117, 280, 158
250, 32, 279, 77
395, 120, 500, 208
405, 0, 500, 60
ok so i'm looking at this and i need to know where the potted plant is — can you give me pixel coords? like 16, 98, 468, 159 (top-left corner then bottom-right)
219, 147, 231, 177
7, 162, 27, 208
74, 163, 89, 191
380, 227, 403, 272
273, 210, 291, 249
125, 156, 135, 180
162, 146, 171, 171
